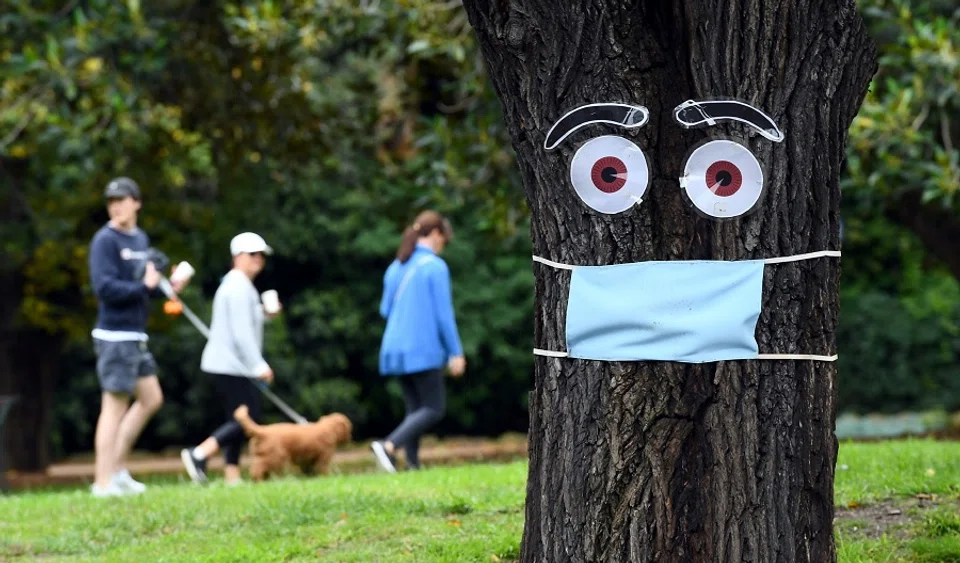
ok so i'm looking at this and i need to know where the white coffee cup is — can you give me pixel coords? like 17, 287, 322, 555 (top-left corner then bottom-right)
261, 290, 280, 314
169, 261, 195, 284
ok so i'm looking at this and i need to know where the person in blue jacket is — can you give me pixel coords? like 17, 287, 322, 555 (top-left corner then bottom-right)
370, 210, 466, 473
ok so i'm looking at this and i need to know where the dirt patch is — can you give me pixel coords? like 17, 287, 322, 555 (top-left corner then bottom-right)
834, 494, 950, 540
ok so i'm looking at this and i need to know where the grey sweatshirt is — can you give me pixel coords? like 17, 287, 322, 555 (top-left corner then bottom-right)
200, 269, 269, 377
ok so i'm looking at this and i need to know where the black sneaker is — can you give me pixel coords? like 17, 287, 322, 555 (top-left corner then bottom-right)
180, 448, 209, 484
370, 441, 397, 473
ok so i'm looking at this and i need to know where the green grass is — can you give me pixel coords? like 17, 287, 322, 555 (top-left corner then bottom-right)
837, 505, 960, 563
835, 438, 960, 506
835, 439, 960, 562
2, 439, 958, 562
0, 463, 527, 562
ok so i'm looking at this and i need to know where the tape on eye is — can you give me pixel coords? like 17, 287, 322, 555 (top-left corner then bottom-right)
545, 103, 650, 151
674, 99, 785, 143
680, 139, 765, 219
569, 136, 650, 215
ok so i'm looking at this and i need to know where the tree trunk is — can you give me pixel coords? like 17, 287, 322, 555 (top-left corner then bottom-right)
0, 158, 57, 472
0, 322, 58, 472
462, 2, 876, 561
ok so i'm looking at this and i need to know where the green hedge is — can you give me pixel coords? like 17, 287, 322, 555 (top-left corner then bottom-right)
837, 289, 960, 414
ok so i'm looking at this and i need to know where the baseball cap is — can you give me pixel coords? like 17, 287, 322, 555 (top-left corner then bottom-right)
230, 232, 273, 256
104, 177, 141, 200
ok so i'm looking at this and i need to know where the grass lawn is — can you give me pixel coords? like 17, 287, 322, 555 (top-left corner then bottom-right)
1, 439, 958, 562
835, 439, 960, 562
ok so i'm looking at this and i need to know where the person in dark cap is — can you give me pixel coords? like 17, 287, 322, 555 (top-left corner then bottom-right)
87, 177, 189, 497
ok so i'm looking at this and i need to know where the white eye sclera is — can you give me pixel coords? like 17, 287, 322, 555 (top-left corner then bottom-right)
569, 136, 650, 215
679, 140, 764, 219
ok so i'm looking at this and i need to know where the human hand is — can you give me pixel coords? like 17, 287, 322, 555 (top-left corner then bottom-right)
264, 302, 283, 320
169, 265, 189, 293
257, 367, 275, 385
170, 278, 188, 293
143, 261, 161, 289
447, 355, 466, 378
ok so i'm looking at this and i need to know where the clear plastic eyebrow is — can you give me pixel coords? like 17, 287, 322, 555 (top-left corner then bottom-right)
673, 99, 784, 143
544, 103, 650, 151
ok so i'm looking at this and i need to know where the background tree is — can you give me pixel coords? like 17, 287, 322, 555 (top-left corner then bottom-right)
0, 2, 217, 470
838, 0, 960, 416
846, 0, 959, 280
462, 1, 876, 562
0, 0, 530, 470
0, 0, 956, 479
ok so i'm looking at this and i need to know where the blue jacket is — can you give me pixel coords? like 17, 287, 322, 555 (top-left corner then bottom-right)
378, 244, 463, 376
88, 223, 161, 335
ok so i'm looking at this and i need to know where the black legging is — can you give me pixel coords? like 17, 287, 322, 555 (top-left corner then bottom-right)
386, 369, 446, 468
207, 372, 262, 466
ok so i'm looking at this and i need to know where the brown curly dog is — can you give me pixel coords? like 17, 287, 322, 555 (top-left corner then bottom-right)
234, 405, 352, 481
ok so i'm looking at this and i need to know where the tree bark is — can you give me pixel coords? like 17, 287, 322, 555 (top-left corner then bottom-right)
462, 1, 876, 561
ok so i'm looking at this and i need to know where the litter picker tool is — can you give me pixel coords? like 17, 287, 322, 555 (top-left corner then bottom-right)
158, 276, 310, 426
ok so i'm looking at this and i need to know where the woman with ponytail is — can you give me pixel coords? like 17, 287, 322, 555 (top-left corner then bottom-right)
370, 210, 465, 473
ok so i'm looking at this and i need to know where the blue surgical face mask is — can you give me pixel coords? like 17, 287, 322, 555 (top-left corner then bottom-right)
533, 251, 840, 363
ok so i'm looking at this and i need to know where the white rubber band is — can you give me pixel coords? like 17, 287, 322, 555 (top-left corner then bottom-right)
532, 255, 576, 270
533, 348, 569, 358
756, 353, 839, 362
533, 250, 841, 270
763, 250, 841, 264
534, 350, 837, 361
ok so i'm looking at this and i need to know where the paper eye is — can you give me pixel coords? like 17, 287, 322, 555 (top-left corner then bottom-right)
679, 140, 764, 219
569, 135, 650, 215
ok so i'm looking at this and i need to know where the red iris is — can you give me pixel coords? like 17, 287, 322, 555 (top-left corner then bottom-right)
590, 156, 627, 193
705, 161, 743, 197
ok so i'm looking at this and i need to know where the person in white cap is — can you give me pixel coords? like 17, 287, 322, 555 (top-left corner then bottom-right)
180, 232, 281, 485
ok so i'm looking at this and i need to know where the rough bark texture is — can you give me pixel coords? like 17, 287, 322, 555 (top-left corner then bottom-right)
462, 1, 876, 561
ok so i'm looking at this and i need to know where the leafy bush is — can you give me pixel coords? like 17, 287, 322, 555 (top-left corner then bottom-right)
837, 288, 960, 414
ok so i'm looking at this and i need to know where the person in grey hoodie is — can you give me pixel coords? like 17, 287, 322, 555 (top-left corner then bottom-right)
180, 232, 280, 485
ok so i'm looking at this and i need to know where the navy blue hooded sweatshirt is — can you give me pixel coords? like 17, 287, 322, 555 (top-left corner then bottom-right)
88, 223, 160, 335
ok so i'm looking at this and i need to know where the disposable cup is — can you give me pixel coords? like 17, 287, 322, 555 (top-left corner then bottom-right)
261, 290, 280, 314
169, 261, 195, 284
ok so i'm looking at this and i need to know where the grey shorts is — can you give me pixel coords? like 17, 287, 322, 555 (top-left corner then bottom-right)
93, 339, 158, 395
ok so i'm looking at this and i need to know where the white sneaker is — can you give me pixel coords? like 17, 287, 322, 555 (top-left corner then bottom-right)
371, 441, 397, 474
112, 469, 147, 494
91, 482, 126, 498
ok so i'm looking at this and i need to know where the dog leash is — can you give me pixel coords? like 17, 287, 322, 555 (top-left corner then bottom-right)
158, 278, 310, 426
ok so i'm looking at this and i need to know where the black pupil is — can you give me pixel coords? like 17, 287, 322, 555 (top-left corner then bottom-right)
715, 170, 733, 186
601, 167, 618, 183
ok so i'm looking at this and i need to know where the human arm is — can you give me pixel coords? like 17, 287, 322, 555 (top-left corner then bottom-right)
150, 266, 190, 300
89, 235, 150, 304
225, 285, 271, 378
379, 261, 400, 319
428, 261, 463, 359
147, 273, 168, 299
144, 242, 188, 299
